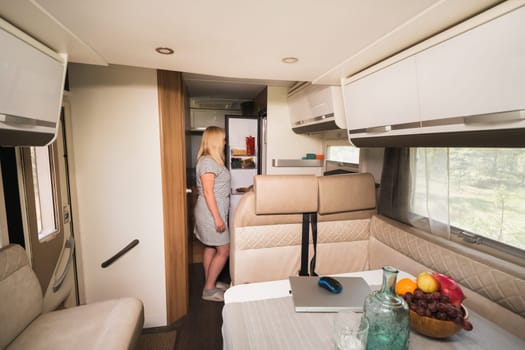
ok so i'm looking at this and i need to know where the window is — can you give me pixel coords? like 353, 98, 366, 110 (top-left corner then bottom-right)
22, 145, 60, 241
326, 145, 360, 165
411, 148, 525, 253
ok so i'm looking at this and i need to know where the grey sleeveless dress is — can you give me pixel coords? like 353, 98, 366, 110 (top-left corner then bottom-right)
194, 156, 231, 246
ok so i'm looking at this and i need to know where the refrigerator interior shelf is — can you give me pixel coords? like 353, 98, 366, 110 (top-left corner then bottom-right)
231, 157, 256, 169
272, 159, 324, 167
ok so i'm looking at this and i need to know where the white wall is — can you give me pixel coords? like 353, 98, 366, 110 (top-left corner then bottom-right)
265, 86, 323, 175
68, 63, 166, 327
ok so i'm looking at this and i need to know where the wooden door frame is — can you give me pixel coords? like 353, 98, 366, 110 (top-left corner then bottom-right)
157, 70, 189, 324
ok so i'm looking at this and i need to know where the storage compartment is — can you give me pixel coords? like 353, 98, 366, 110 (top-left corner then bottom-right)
288, 84, 346, 134
342, 6, 525, 147
0, 19, 67, 146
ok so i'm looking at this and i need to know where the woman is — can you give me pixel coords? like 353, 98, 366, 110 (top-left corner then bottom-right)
194, 126, 231, 302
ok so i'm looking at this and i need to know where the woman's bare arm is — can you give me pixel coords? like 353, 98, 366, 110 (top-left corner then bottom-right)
201, 173, 226, 232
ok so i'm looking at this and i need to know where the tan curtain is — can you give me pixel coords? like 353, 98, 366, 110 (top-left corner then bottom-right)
379, 147, 451, 239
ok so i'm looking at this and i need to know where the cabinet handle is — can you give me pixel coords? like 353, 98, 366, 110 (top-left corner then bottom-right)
366, 125, 392, 133
0, 113, 56, 128
464, 110, 525, 125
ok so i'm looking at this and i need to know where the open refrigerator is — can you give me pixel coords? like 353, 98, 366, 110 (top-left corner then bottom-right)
225, 115, 260, 223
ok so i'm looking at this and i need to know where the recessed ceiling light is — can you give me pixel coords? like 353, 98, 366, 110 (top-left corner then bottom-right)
156, 47, 174, 55
282, 57, 299, 64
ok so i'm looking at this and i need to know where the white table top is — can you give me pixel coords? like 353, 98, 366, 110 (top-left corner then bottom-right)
224, 269, 414, 304
222, 269, 525, 350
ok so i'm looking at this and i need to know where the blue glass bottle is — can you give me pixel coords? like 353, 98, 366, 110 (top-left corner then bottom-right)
363, 266, 410, 350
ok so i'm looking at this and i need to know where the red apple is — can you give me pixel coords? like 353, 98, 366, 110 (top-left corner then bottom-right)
433, 273, 466, 307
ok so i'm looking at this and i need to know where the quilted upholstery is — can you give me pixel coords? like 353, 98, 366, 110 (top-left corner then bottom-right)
317, 220, 370, 242
0, 245, 43, 349
234, 219, 370, 250
234, 224, 303, 250
0, 244, 28, 281
0, 244, 144, 349
369, 215, 525, 318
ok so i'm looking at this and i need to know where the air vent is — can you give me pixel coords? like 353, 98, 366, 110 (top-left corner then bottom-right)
287, 81, 311, 97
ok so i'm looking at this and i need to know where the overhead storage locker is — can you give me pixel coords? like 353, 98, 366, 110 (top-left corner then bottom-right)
0, 18, 67, 146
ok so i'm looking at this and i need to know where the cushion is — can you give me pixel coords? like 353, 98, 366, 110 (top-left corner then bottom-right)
7, 297, 144, 350
254, 175, 318, 214
318, 173, 376, 215
0, 245, 43, 349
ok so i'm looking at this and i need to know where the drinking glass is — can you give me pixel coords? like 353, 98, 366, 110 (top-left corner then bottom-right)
334, 310, 369, 350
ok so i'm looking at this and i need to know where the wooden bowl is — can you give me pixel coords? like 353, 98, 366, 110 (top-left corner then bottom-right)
409, 305, 468, 338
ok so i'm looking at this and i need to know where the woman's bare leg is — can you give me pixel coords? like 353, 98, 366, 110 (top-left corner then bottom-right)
204, 244, 230, 290
202, 245, 216, 281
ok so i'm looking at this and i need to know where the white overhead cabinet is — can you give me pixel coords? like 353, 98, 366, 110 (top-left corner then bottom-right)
343, 5, 525, 146
308, 85, 338, 120
416, 6, 525, 122
344, 56, 419, 131
0, 19, 67, 146
288, 89, 311, 126
288, 85, 346, 134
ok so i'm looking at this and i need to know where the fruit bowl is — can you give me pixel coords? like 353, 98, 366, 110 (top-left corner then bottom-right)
409, 305, 468, 338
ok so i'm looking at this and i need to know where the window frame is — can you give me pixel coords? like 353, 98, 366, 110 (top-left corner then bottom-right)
407, 146, 525, 263
449, 225, 525, 263
324, 141, 361, 173
21, 144, 62, 243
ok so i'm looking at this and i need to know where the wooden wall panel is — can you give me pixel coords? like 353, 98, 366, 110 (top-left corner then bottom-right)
157, 70, 188, 323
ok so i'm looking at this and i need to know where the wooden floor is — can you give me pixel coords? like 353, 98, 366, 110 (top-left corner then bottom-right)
174, 262, 228, 350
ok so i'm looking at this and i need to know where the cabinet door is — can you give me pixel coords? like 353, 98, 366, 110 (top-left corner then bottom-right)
0, 27, 65, 125
190, 109, 226, 129
307, 85, 332, 118
416, 7, 525, 121
288, 90, 310, 125
343, 56, 420, 131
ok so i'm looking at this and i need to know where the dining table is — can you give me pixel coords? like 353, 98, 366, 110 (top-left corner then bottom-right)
222, 269, 525, 350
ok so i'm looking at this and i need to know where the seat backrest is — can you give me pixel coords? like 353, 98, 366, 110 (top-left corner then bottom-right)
0, 244, 43, 349
230, 175, 318, 284
315, 173, 377, 274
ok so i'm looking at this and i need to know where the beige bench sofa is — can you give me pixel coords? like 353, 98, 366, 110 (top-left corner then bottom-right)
0, 244, 144, 350
230, 173, 525, 341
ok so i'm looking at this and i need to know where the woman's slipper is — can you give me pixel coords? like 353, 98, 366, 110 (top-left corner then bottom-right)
216, 281, 230, 291
202, 288, 224, 302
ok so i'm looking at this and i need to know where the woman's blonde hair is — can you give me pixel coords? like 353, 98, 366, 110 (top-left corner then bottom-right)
197, 126, 226, 166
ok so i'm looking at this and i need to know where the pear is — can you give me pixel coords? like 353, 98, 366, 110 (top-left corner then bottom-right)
416, 272, 440, 293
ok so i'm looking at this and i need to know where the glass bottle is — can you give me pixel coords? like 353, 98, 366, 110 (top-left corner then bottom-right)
362, 266, 410, 350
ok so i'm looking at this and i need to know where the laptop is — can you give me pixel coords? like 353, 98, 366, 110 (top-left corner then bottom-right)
289, 276, 372, 312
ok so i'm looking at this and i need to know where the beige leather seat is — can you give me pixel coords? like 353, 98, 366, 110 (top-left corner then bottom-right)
315, 173, 377, 274
0, 244, 144, 350
230, 175, 318, 285
229, 173, 377, 285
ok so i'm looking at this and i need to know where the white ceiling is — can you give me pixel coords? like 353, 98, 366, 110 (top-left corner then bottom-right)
0, 0, 503, 98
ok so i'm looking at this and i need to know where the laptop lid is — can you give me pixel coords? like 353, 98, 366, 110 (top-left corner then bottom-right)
289, 276, 372, 313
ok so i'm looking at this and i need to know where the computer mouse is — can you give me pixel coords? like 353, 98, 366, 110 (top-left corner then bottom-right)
318, 276, 343, 294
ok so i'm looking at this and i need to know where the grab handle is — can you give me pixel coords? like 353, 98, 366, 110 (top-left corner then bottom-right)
101, 239, 140, 268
